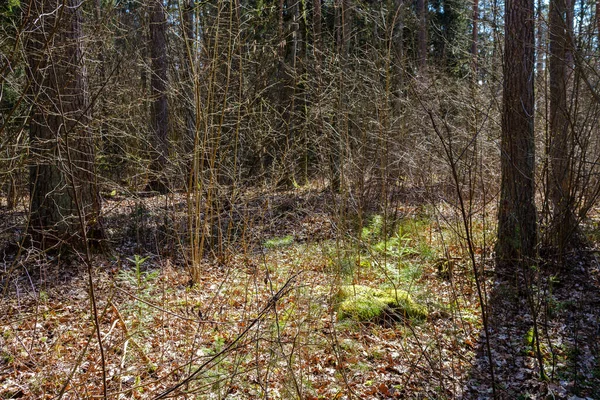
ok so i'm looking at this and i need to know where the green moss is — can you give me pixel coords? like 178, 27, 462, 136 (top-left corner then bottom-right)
264, 235, 294, 248
336, 285, 427, 322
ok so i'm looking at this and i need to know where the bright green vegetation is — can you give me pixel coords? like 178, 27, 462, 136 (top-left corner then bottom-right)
335, 284, 427, 322
326, 213, 451, 299
264, 235, 294, 248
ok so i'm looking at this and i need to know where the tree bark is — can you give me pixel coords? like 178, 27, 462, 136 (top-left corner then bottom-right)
497, 0, 537, 269
335, 0, 352, 57
471, 0, 479, 73
549, 0, 577, 250
416, 0, 427, 71
314, 0, 322, 67
147, 0, 169, 193
597, 0, 600, 47
182, 0, 196, 156
394, 0, 405, 91
26, 0, 102, 250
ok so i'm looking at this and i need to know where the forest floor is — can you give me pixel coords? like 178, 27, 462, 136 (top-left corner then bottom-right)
1, 186, 599, 399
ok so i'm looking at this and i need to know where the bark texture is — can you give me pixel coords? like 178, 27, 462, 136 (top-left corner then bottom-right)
549, 0, 577, 250
471, 0, 478, 72
497, 0, 537, 269
26, 0, 102, 250
147, 0, 169, 193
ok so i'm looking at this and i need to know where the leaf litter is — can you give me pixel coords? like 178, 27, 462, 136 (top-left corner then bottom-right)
1, 189, 599, 399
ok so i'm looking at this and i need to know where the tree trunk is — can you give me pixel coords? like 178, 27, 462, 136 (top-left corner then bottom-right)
147, 0, 169, 193
471, 0, 479, 73
536, 0, 545, 78
394, 0, 405, 94
335, 0, 352, 57
182, 0, 196, 156
314, 0, 322, 67
26, 0, 102, 250
549, 0, 576, 250
597, 0, 600, 46
416, 0, 427, 71
497, 0, 537, 269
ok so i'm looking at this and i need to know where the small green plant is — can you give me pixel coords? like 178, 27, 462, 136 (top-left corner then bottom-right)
117, 254, 159, 324
118, 255, 158, 289
211, 334, 226, 355
330, 256, 356, 277
361, 215, 384, 240
524, 327, 535, 348
129, 254, 149, 278
372, 234, 418, 258
2, 351, 14, 364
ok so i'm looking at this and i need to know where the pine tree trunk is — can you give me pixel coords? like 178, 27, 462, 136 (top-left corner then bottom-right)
26, 0, 102, 250
549, 0, 577, 250
497, 0, 537, 269
147, 0, 169, 193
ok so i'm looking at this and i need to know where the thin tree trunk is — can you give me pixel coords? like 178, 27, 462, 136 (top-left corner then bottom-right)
335, 0, 351, 56
314, 0, 322, 67
416, 0, 427, 71
343, 0, 352, 55
597, 0, 600, 46
182, 0, 196, 156
536, 0, 545, 78
393, 0, 405, 105
471, 0, 479, 73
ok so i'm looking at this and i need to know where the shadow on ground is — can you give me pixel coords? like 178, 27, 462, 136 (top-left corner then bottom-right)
464, 253, 600, 399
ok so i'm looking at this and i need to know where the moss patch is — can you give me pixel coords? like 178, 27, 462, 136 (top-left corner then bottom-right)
336, 285, 427, 322
264, 235, 294, 248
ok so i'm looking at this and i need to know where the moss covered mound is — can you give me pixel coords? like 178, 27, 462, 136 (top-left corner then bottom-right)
336, 285, 427, 322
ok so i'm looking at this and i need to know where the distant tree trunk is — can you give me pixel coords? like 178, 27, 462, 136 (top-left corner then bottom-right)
288, 0, 306, 186
335, 0, 352, 56
394, 0, 405, 93
95, 0, 107, 139
147, 0, 169, 193
471, 0, 479, 73
536, 0, 545, 78
6, 175, 17, 211
275, 0, 304, 189
314, 0, 322, 67
331, 0, 352, 191
310, 0, 323, 183
597, 0, 600, 46
343, 0, 352, 54
549, 0, 577, 250
182, 0, 196, 155
26, 0, 102, 250
416, 0, 427, 71
497, 0, 537, 269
